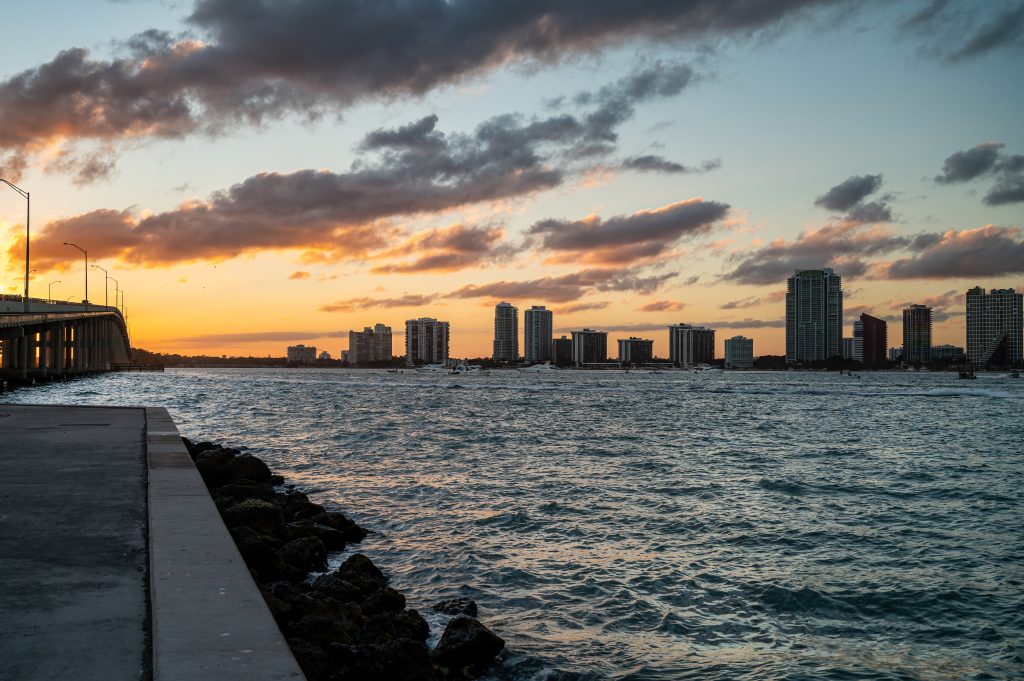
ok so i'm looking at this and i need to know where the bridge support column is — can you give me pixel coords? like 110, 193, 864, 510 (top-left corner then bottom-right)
54, 323, 65, 375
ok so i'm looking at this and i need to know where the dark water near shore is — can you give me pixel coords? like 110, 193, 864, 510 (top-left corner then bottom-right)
5, 369, 1023, 680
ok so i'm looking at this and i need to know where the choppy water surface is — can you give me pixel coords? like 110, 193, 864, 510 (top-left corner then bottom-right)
5, 369, 1023, 680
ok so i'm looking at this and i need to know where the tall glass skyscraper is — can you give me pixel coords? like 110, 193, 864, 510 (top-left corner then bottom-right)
492, 302, 519, 361
966, 287, 1023, 368
902, 305, 932, 364
785, 268, 843, 362
523, 305, 553, 362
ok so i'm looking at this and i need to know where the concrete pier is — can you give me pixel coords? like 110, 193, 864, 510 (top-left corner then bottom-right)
0, 405, 305, 680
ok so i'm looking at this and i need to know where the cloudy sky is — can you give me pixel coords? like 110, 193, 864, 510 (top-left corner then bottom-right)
1, 0, 1022, 357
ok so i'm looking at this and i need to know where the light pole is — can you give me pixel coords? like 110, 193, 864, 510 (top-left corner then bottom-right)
48, 280, 61, 303
0, 178, 29, 313
110, 278, 120, 314
63, 242, 88, 304
90, 264, 109, 307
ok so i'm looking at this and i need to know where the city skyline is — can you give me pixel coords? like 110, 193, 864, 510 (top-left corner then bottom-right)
1, 1, 1022, 358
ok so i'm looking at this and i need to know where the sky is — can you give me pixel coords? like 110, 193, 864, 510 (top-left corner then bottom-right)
1, 0, 1022, 359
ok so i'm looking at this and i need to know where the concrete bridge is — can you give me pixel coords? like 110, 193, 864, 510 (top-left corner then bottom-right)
0, 296, 131, 384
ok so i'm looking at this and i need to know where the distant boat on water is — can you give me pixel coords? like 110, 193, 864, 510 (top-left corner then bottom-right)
517, 362, 557, 373
416, 364, 448, 373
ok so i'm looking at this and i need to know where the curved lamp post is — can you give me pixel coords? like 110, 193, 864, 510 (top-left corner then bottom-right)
63, 242, 88, 304
109, 278, 120, 314
48, 280, 61, 303
90, 264, 109, 307
0, 178, 29, 312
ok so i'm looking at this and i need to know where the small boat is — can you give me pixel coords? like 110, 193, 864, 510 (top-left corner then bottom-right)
691, 364, 721, 373
448, 363, 488, 375
517, 362, 556, 373
416, 363, 448, 373
387, 368, 402, 374
958, 367, 976, 379
1010, 370, 1020, 379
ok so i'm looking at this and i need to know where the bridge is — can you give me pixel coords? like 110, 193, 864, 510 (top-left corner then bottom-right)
0, 295, 131, 385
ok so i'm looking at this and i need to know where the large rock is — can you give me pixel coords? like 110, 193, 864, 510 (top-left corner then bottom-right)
329, 638, 438, 681
312, 511, 367, 542
193, 447, 236, 487
285, 520, 348, 551
358, 608, 429, 644
432, 598, 478, 618
312, 554, 386, 603
360, 586, 406, 615
274, 490, 325, 522
279, 536, 328, 574
222, 498, 285, 535
230, 527, 298, 582
430, 616, 504, 679
227, 454, 272, 483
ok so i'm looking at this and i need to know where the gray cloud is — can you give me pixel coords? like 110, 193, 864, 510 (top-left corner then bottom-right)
934, 142, 1024, 205
0, 0, 845, 180
620, 155, 721, 174
639, 300, 685, 312
319, 295, 437, 312
723, 222, 909, 285
814, 173, 894, 223
903, 0, 1024, 63
719, 291, 785, 309
879, 226, 1024, 279
171, 330, 346, 344
527, 198, 729, 265
446, 267, 677, 303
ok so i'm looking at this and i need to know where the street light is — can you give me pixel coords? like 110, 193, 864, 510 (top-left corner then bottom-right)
90, 264, 109, 307
109, 278, 120, 314
0, 178, 29, 313
48, 280, 61, 303
63, 242, 88, 304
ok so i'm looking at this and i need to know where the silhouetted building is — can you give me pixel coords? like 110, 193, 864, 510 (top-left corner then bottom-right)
405, 318, 449, 365
902, 304, 932, 364
842, 337, 856, 359
889, 346, 903, 363
724, 336, 754, 368
553, 335, 573, 366
785, 268, 843, 362
966, 287, 1023, 368
287, 344, 316, 365
349, 323, 393, 364
524, 306, 553, 362
493, 302, 519, 361
571, 329, 607, 366
860, 313, 887, 368
932, 344, 966, 363
669, 324, 715, 367
319, 351, 331, 361
617, 337, 653, 366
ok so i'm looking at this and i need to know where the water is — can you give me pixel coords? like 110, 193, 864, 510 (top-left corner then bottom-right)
4, 369, 1023, 680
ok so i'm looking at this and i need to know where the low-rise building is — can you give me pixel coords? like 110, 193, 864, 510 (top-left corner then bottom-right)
552, 336, 573, 366
571, 329, 608, 366
349, 323, 393, 365
617, 337, 653, 366
287, 344, 317, 365
669, 324, 715, 367
724, 336, 754, 368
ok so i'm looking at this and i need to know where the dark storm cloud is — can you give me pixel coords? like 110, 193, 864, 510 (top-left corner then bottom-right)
527, 198, 729, 264
620, 155, 721, 174
722, 223, 909, 285
902, 0, 1024, 62
934, 142, 1024, 205
815, 174, 883, 212
446, 267, 677, 303
0, 0, 845, 180
814, 174, 894, 224
878, 226, 1024, 279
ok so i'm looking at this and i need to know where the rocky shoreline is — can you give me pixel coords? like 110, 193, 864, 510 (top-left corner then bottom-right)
181, 438, 504, 681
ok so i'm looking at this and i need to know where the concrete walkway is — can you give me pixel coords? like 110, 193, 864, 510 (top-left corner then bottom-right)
0, 405, 305, 680
0, 405, 148, 680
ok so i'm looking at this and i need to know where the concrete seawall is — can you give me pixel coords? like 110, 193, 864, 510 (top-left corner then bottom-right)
0, 404, 305, 680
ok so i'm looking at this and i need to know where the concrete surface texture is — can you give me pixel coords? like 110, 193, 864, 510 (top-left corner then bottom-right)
0, 404, 149, 680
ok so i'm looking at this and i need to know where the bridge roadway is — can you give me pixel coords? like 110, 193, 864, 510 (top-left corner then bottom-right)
0, 404, 305, 680
0, 297, 132, 384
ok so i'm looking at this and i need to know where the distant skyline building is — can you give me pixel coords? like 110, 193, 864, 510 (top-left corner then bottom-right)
348, 323, 393, 365
571, 329, 608, 366
405, 317, 449, 365
860, 313, 888, 368
493, 302, 519, 361
932, 344, 966, 363
902, 304, 932, 364
842, 337, 856, 360
319, 351, 331, 361
851, 320, 864, 362
966, 287, 1023, 368
669, 324, 715, 367
552, 335, 573, 366
724, 336, 754, 369
617, 337, 653, 366
785, 268, 843, 363
524, 305, 553, 362
286, 344, 316, 365
889, 346, 903, 362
